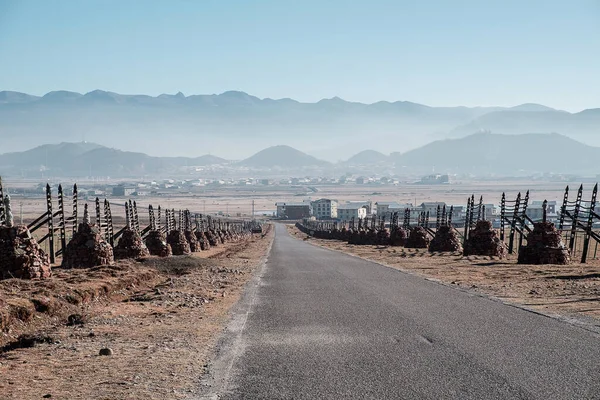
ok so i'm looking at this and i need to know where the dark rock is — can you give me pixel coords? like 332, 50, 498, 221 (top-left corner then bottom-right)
463, 220, 506, 258
429, 226, 462, 252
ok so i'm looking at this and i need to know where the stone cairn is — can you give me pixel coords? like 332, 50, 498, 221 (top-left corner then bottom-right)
114, 202, 150, 260
166, 209, 191, 256
0, 195, 52, 280
183, 211, 201, 252
405, 226, 431, 248
206, 217, 221, 247
62, 204, 114, 268
390, 210, 409, 246
463, 220, 505, 258
375, 218, 390, 245
194, 216, 211, 251
144, 206, 172, 257
389, 226, 408, 246
429, 225, 462, 252
518, 220, 570, 265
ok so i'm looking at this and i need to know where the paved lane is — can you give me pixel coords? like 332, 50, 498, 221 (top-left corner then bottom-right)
205, 224, 600, 399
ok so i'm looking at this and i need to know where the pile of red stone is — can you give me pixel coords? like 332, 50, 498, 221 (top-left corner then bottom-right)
195, 231, 211, 250
167, 230, 191, 255
405, 227, 431, 248
429, 226, 462, 252
145, 230, 172, 257
207, 229, 221, 247
518, 221, 570, 264
463, 220, 505, 258
62, 222, 114, 268
389, 228, 408, 246
376, 229, 391, 245
185, 230, 201, 252
114, 228, 150, 260
0, 225, 52, 280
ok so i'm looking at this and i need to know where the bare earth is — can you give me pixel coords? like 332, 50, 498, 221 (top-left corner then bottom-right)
287, 225, 600, 326
0, 225, 273, 400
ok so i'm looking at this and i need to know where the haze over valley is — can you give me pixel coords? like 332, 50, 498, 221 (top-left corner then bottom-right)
1, 89, 599, 163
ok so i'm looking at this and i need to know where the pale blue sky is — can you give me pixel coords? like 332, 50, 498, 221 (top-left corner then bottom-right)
0, 0, 598, 111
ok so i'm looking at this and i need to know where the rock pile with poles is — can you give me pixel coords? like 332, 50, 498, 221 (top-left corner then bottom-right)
62, 204, 114, 268
166, 209, 191, 256
114, 202, 150, 260
518, 201, 570, 264
405, 226, 431, 249
144, 206, 172, 257
463, 220, 505, 258
182, 211, 201, 252
0, 195, 52, 280
194, 215, 211, 251
429, 225, 462, 252
429, 206, 462, 252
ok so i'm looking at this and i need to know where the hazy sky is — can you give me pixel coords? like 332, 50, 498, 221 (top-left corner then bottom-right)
0, 0, 598, 111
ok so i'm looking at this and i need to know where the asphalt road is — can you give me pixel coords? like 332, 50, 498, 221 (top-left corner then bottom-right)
203, 224, 600, 399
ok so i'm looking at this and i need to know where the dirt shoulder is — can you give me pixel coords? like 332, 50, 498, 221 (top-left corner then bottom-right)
0, 225, 274, 400
287, 225, 600, 326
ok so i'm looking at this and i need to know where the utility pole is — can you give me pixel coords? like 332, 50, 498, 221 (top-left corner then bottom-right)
252, 200, 255, 220
19, 202, 23, 225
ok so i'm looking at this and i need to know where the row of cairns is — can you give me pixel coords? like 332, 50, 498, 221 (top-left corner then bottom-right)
0, 195, 52, 280
1, 193, 254, 280
299, 218, 499, 256
300, 209, 568, 265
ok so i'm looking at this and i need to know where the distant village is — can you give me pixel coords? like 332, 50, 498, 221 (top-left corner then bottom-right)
276, 198, 559, 227
6, 174, 453, 198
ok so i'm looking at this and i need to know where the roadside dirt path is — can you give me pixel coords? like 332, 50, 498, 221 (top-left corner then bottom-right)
288, 225, 600, 325
0, 226, 273, 399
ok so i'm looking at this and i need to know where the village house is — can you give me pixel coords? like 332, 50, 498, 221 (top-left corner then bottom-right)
375, 202, 414, 220
112, 184, 136, 197
275, 202, 312, 219
337, 203, 368, 221
311, 198, 338, 219
527, 200, 558, 221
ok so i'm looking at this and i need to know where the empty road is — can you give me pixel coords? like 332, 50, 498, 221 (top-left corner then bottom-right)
202, 224, 600, 399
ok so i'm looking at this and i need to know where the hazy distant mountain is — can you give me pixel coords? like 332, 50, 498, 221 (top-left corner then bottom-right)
392, 132, 600, 174
0, 142, 228, 178
345, 150, 389, 165
509, 103, 559, 112
0, 91, 40, 104
2, 89, 593, 161
239, 145, 329, 168
450, 109, 600, 144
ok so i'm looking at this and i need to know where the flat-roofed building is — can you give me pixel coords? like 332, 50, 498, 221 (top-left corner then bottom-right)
311, 198, 338, 219
337, 203, 368, 221
275, 202, 312, 219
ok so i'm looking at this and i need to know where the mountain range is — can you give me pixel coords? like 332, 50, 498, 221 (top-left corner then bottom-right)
1, 133, 600, 178
0, 142, 228, 177
1, 89, 599, 161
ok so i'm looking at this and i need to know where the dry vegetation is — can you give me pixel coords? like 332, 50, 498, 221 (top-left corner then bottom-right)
288, 225, 600, 324
0, 224, 273, 399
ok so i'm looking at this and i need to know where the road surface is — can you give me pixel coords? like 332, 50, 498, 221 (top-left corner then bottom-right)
202, 224, 600, 399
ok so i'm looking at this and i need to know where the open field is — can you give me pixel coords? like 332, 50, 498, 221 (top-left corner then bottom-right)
5, 178, 593, 222
287, 225, 600, 326
0, 225, 274, 399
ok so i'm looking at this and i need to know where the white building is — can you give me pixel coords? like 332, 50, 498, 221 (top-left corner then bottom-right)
311, 198, 338, 219
420, 202, 447, 217
527, 201, 558, 221
375, 202, 413, 220
337, 203, 368, 221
